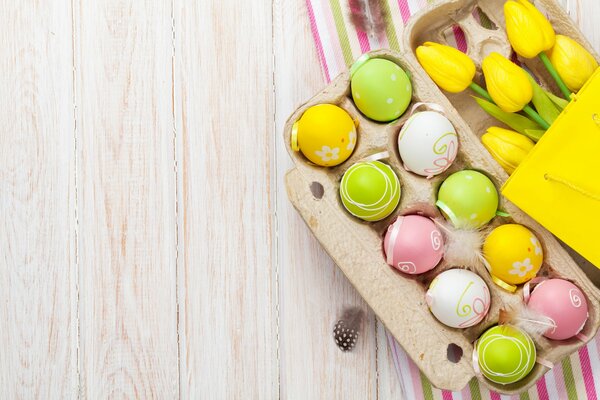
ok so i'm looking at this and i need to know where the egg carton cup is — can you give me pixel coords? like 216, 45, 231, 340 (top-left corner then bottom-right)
284, 0, 600, 395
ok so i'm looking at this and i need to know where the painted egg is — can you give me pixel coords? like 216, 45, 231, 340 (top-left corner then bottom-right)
292, 104, 357, 167
483, 224, 543, 289
527, 279, 588, 340
436, 170, 499, 228
340, 161, 401, 221
426, 269, 490, 328
397, 111, 458, 177
383, 215, 444, 274
350, 56, 412, 122
476, 325, 536, 385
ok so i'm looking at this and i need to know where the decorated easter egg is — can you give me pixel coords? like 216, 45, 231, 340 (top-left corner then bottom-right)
483, 224, 543, 290
436, 170, 499, 228
398, 111, 458, 177
527, 279, 588, 340
292, 104, 357, 167
340, 161, 401, 221
383, 215, 444, 274
476, 325, 536, 385
350, 56, 412, 122
426, 269, 491, 328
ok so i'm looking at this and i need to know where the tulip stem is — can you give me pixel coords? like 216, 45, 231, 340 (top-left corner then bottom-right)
469, 82, 494, 102
523, 105, 551, 130
539, 52, 572, 99
469, 81, 550, 129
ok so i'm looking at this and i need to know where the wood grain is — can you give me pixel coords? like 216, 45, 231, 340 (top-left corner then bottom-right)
73, 0, 179, 397
0, 0, 598, 398
0, 1, 78, 398
560, 0, 600, 49
273, 0, 381, 399
173, 0, 277, 398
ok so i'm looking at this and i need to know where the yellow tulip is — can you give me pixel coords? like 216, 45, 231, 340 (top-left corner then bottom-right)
504, 0, 555, 59
504, 0, 572, 98
482, 53, 533, 113
547, 35, 599, 92
481, 127, 535, 174
415, 42, 476, 93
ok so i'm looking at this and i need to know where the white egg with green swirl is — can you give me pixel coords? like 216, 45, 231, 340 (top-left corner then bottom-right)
397, 111, 458, 178
339, 161, 401, 222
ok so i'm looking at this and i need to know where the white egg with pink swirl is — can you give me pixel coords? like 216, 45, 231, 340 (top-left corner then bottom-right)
426, 269, 491, 328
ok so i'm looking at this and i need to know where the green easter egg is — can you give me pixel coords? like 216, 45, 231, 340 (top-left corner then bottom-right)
477, 325, 536, 385
340, 161, 401, 221
350, 56, 412, 122
436, 170, 498, 228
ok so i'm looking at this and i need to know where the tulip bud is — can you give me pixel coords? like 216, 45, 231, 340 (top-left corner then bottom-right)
547, 35, 599, 92
415, 42, 476, 93
481, 127, 534, 174
482, 53, 533, 113
504, 0, 555, 59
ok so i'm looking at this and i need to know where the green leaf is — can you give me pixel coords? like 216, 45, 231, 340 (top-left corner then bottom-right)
528, 75, 561, 124
543, 88, 569, 110
524, 129, 546, 142
473, 96, 543, 135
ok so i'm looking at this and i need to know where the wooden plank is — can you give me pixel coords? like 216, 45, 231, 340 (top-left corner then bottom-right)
173, 0, 277, 398
560, 0, 600, 49
0, 1, 77, 398
73, 0, 179, 397
273, 0, 380, 398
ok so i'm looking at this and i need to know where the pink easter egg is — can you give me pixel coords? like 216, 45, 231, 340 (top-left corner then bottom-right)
527, 279, 589, 340
383, 215, 444, 274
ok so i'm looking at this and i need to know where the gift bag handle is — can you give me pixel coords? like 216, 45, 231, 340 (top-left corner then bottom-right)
544, 173, 600, 202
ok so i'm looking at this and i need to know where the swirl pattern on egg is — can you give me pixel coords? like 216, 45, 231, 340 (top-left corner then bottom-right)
383, 215, 444, 275
426, 269, 491, 328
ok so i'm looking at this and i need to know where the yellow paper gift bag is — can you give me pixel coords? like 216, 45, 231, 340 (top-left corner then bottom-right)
502, 68, 600, 268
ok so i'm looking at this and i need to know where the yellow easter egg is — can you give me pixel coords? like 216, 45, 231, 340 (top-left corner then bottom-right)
483, 224, 543, 288
292, 104, 357, 167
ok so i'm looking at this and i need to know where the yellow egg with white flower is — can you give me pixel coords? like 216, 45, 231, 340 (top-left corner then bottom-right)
483, 224, 543, 291
292, 104, 357, 167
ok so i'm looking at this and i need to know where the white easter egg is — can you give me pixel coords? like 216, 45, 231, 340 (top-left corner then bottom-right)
426, 269, 490, 328
397, 111, 458, 177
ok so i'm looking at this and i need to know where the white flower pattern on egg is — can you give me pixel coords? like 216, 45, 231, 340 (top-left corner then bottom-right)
315, 146, 340, 162
530, 237, 542, 256
509, 258, 533, 277
347, 130, 356, 150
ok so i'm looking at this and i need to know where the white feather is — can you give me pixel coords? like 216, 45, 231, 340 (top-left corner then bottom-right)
433, 218, 486, 268
500, 305, 556, 338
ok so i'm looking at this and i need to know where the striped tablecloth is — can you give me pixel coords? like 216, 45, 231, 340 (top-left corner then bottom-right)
304, 0, 600, 398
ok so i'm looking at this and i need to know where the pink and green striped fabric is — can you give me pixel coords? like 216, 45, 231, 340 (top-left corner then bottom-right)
304, 0, 600, 398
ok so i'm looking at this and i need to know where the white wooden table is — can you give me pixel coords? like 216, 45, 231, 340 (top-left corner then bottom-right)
1, 0, 598, 398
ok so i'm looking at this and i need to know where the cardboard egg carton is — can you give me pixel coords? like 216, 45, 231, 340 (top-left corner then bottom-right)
284, 0, 600, 394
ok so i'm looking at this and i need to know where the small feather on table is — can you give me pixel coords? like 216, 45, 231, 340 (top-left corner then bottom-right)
348, 0, 387, 39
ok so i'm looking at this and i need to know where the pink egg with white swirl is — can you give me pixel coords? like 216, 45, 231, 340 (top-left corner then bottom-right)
383, 215, 444, 274
527, 279, 589, 340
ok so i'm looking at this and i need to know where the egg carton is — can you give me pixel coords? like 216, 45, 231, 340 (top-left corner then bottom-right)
284, 0, 600, 394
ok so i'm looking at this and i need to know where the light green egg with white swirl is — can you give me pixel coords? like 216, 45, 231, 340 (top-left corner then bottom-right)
476, 325, 536, 385
340, 161, 401, 222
